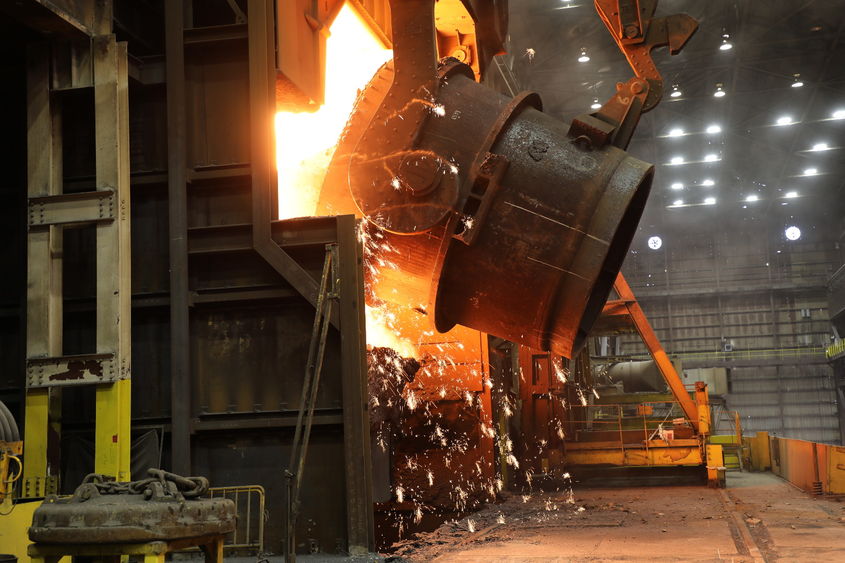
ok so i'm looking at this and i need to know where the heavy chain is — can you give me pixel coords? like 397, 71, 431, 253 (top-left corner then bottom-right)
79, 468, 208, 500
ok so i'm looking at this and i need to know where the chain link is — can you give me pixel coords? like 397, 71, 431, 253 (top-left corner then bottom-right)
80, 469, 209, 500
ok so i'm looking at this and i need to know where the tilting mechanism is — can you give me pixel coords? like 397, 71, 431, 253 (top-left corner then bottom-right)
570, 0, 698, 150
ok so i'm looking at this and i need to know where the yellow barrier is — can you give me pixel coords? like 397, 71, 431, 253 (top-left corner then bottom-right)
826, 340, 845, 359
622, 346, 825, 363
748, 433, 845, 495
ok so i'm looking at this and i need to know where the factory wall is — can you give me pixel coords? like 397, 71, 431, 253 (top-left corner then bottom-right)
617, 228, 842, 443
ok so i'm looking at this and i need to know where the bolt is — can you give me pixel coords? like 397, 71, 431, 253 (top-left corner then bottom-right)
624, 25, 640, 38
631, 81, 644, 94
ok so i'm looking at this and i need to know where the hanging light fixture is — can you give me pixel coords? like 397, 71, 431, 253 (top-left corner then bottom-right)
791, 74, 804, 88
590, 98, 601, 110
578, 47, 590, 63
713, 83, 726, 97
719, 32, 733, 51
670, 83, 682, 98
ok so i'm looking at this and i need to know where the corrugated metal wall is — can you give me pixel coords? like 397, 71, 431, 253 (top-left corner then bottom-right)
618, 230, 842, 444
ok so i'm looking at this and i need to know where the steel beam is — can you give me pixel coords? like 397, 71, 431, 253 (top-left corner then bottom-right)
27, 354, 117, 387
613, 273, 701, 433
247, 0, 326, 320
28, 190, 115, 227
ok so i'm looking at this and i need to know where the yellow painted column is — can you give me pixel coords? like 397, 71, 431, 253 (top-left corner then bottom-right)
23, 389, 49, 497
95, 379, 132, 481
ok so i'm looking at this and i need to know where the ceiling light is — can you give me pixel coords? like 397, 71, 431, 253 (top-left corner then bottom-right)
833, 109, 845, 119
713, 83, 726, 98
785, 226, 801, 241
811, 142, 829, 151
670, 182, 684, 190
578, 47, 590, 63
701, 179, 715, 186
668, 128, 684, 137
704, 153, 719, 162
791, 74, 804, 88
673, 199, 684, 206
719, 34, 733, 51
670, 156, 684, 165
784, 191, 798, 198
670, 84, 682, 98
776, 115, 793, 126
706, 124, 722, 134
704, 197, 716, 205
647, 236, 663, 250
745, 194, 759, 202
803, 167, 818, 175
590, 98, 601, 110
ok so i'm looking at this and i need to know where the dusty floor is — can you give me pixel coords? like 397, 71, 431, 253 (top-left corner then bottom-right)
387, 472, 845, 562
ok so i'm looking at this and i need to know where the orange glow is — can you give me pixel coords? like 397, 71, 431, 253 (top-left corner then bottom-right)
365, 304, 418, 358
275, 3, 392, 220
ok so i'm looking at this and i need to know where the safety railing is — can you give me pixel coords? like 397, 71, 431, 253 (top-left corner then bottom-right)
610, 346, 825, 364
826, 340, 845, 360
569, 401, 693, 447
207, 485, 266, 554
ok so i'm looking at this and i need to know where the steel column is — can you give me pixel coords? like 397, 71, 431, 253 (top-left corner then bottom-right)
23, 41, 63, 498
92, 33, 132, 481
336, 215, 375, 554
247, 0, 324, 315
165, 0, 192, 476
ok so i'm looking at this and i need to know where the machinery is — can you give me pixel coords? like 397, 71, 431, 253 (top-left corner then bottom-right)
319, 0, 697, 358
0, 400, 23, 506
0, 0, 704, 558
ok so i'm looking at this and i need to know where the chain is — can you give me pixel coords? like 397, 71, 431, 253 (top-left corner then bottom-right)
79, 469, 209, 500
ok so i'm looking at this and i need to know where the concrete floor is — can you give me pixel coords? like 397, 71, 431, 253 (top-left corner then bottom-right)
389, 472, 845, 562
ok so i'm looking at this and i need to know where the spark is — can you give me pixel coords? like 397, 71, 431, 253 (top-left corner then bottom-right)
525, 48, 536, 62
431, 104, 446, 117
396, 485, 405, 503
405, 390, 418, 410
467, 518, 476, 533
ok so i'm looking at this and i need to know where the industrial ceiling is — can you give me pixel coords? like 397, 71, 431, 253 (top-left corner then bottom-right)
505, 0, 845, 254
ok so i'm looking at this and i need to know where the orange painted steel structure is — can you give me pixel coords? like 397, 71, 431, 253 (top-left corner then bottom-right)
607, 273, 702, 433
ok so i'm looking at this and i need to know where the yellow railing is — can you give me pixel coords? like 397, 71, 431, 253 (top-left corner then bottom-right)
826, 340, 845, 359
569, 401, 693, 441
207, 485, 266, 554
621, 346, 825, 363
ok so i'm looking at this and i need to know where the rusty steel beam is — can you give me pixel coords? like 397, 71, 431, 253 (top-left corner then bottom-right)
26, 354, 117, 388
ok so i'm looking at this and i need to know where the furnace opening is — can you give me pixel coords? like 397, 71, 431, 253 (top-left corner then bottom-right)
275, 3, 392, 220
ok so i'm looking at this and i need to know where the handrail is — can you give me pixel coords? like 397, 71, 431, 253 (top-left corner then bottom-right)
826, 340, 845, 359
604, 346, 825, 363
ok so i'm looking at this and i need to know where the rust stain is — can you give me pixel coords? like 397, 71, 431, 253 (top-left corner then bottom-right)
666, 447, 693, 462
49, 359, 103, 381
